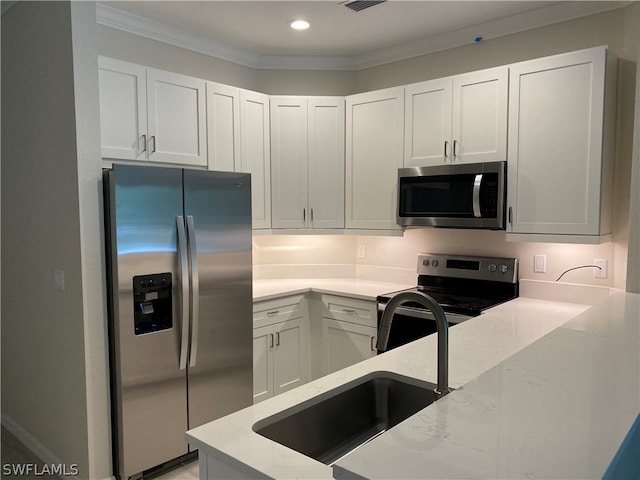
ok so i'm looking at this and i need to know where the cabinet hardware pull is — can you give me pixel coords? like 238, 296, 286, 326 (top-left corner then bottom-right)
275, 331, 280, 346
444, 140, 449, 159
343, 308, 357, 314
303, 208, 306, 223
269, 333, 274, 348
266, 310, 280, 317
310, 208, 314, 223
453, 140, 458, 158
141, 134, 147, 153
508, 206, 513, 224
150, 136, 157, 154
370, 336, 376, 351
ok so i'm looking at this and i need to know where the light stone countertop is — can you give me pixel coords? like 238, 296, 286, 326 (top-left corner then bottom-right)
185, 291, 636, 479
252, 278, 413, 302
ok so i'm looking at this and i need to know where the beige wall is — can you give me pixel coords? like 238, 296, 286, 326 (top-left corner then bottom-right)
97, 24, 259, 90
1, 2, 110, 479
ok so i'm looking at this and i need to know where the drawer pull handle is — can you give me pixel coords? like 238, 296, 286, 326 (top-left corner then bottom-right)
343, 308, 357, 314
370, 336, 376, 351
266, 310, 280, 317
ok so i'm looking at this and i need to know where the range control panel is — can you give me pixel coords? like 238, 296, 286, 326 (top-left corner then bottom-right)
417, 254, 518, 283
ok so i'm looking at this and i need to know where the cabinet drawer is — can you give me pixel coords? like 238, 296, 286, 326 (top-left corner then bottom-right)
253, 295, 305, 328
321, 295, 377, 328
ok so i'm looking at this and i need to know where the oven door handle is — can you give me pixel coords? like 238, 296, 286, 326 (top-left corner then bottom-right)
473, 174, 483, 218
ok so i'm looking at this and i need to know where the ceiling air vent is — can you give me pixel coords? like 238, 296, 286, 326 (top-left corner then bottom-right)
342, 1, 387, 13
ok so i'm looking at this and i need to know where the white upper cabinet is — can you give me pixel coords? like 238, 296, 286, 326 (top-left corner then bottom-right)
506, 46, 613, 242
146, 68, 207, 166
404, 67, 508, 167
270, 96, 345, 230
239, 89, 271, 230
346, 87, 404, 231
206, 82, 241, 172
98, 57, 147, 161
98, 57, 207, 166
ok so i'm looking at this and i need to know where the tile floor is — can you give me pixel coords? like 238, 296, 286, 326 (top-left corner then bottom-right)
1, 427, 199, 480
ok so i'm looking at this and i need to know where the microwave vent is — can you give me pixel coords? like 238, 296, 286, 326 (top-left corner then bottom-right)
342, 1, 387, 12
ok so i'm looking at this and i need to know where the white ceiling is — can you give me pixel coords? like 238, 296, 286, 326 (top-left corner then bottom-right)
97, 1, 629, 70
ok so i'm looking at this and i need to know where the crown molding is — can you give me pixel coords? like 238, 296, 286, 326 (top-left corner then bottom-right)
354, 1, 631, 69
96, 1, 631, 72
96, 3, 260, 68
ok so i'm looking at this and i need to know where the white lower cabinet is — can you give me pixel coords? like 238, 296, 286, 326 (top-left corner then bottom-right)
320, 295, 377, 376
252, 296, 309, 403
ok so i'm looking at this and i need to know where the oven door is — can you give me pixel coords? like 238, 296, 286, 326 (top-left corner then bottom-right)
397, 161, 506, 229
376, 304, 471, 353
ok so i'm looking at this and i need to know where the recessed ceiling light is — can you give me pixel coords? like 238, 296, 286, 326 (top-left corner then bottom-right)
289, 19, 311, 31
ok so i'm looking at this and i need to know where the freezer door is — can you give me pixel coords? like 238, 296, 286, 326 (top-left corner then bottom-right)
106, 165, 189, 478
183, 169, 253, 430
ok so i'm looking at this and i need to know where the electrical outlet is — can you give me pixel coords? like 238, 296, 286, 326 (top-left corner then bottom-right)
594, 259, 608, 279
358, 245, 366, 259
534, 255, 546, 273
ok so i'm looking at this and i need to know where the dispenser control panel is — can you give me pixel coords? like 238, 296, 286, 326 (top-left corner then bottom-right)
132, 273, 172, 335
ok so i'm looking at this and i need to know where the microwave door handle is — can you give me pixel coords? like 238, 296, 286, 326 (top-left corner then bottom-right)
473, 174, 483, 218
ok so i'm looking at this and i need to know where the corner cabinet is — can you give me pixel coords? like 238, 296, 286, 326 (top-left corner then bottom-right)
253, 296, 310, 404
321, 295, 378, 376
98, 56, 207, 166
346, 87, 404, 232
404, 67, 508, 167
270, 96, 345, 230
506, 46, 614, 243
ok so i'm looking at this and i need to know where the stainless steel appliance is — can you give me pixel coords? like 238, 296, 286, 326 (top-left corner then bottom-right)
377, 253, 518, 352
397, 161, 506, 229
103, 165, 253, 479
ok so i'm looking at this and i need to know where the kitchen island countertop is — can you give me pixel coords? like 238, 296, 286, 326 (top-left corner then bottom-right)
185, 292, 640, 479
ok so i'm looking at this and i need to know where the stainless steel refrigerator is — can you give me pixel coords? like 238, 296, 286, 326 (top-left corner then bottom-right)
103, 164, 253, 479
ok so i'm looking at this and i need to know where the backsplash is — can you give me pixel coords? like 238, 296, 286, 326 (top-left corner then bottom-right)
253, 229, 626, 290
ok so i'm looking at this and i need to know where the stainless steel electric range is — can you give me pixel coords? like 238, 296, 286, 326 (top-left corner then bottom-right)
377, 253, 519, 352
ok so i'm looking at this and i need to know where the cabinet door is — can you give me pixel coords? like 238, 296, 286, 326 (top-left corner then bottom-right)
451, 67, 508, 164
507, 48, 606, 236
346, 87, 404, 230
146, 68, 207, 166
252, 325, 274, 404
273, 319, 306, 396
239, 90, 271, 229
404, 78, 452, 167
206, 82, 240, 172
308, 97, 345, 229
322, 319, 377, 376
270, 97, 308, 229
98, 57, 148, 161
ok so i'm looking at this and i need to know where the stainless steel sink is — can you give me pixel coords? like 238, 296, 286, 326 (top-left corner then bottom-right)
252, 372, 437, 465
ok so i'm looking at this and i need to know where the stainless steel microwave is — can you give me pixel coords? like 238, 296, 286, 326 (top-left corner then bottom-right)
397, 161, 506, 229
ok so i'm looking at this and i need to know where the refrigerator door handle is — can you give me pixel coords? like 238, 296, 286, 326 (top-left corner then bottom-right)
177, 216, 190, 371
186, 215, 199, 368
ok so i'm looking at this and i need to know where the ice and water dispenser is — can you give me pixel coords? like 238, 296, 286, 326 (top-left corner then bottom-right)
133, 273, 173, 335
